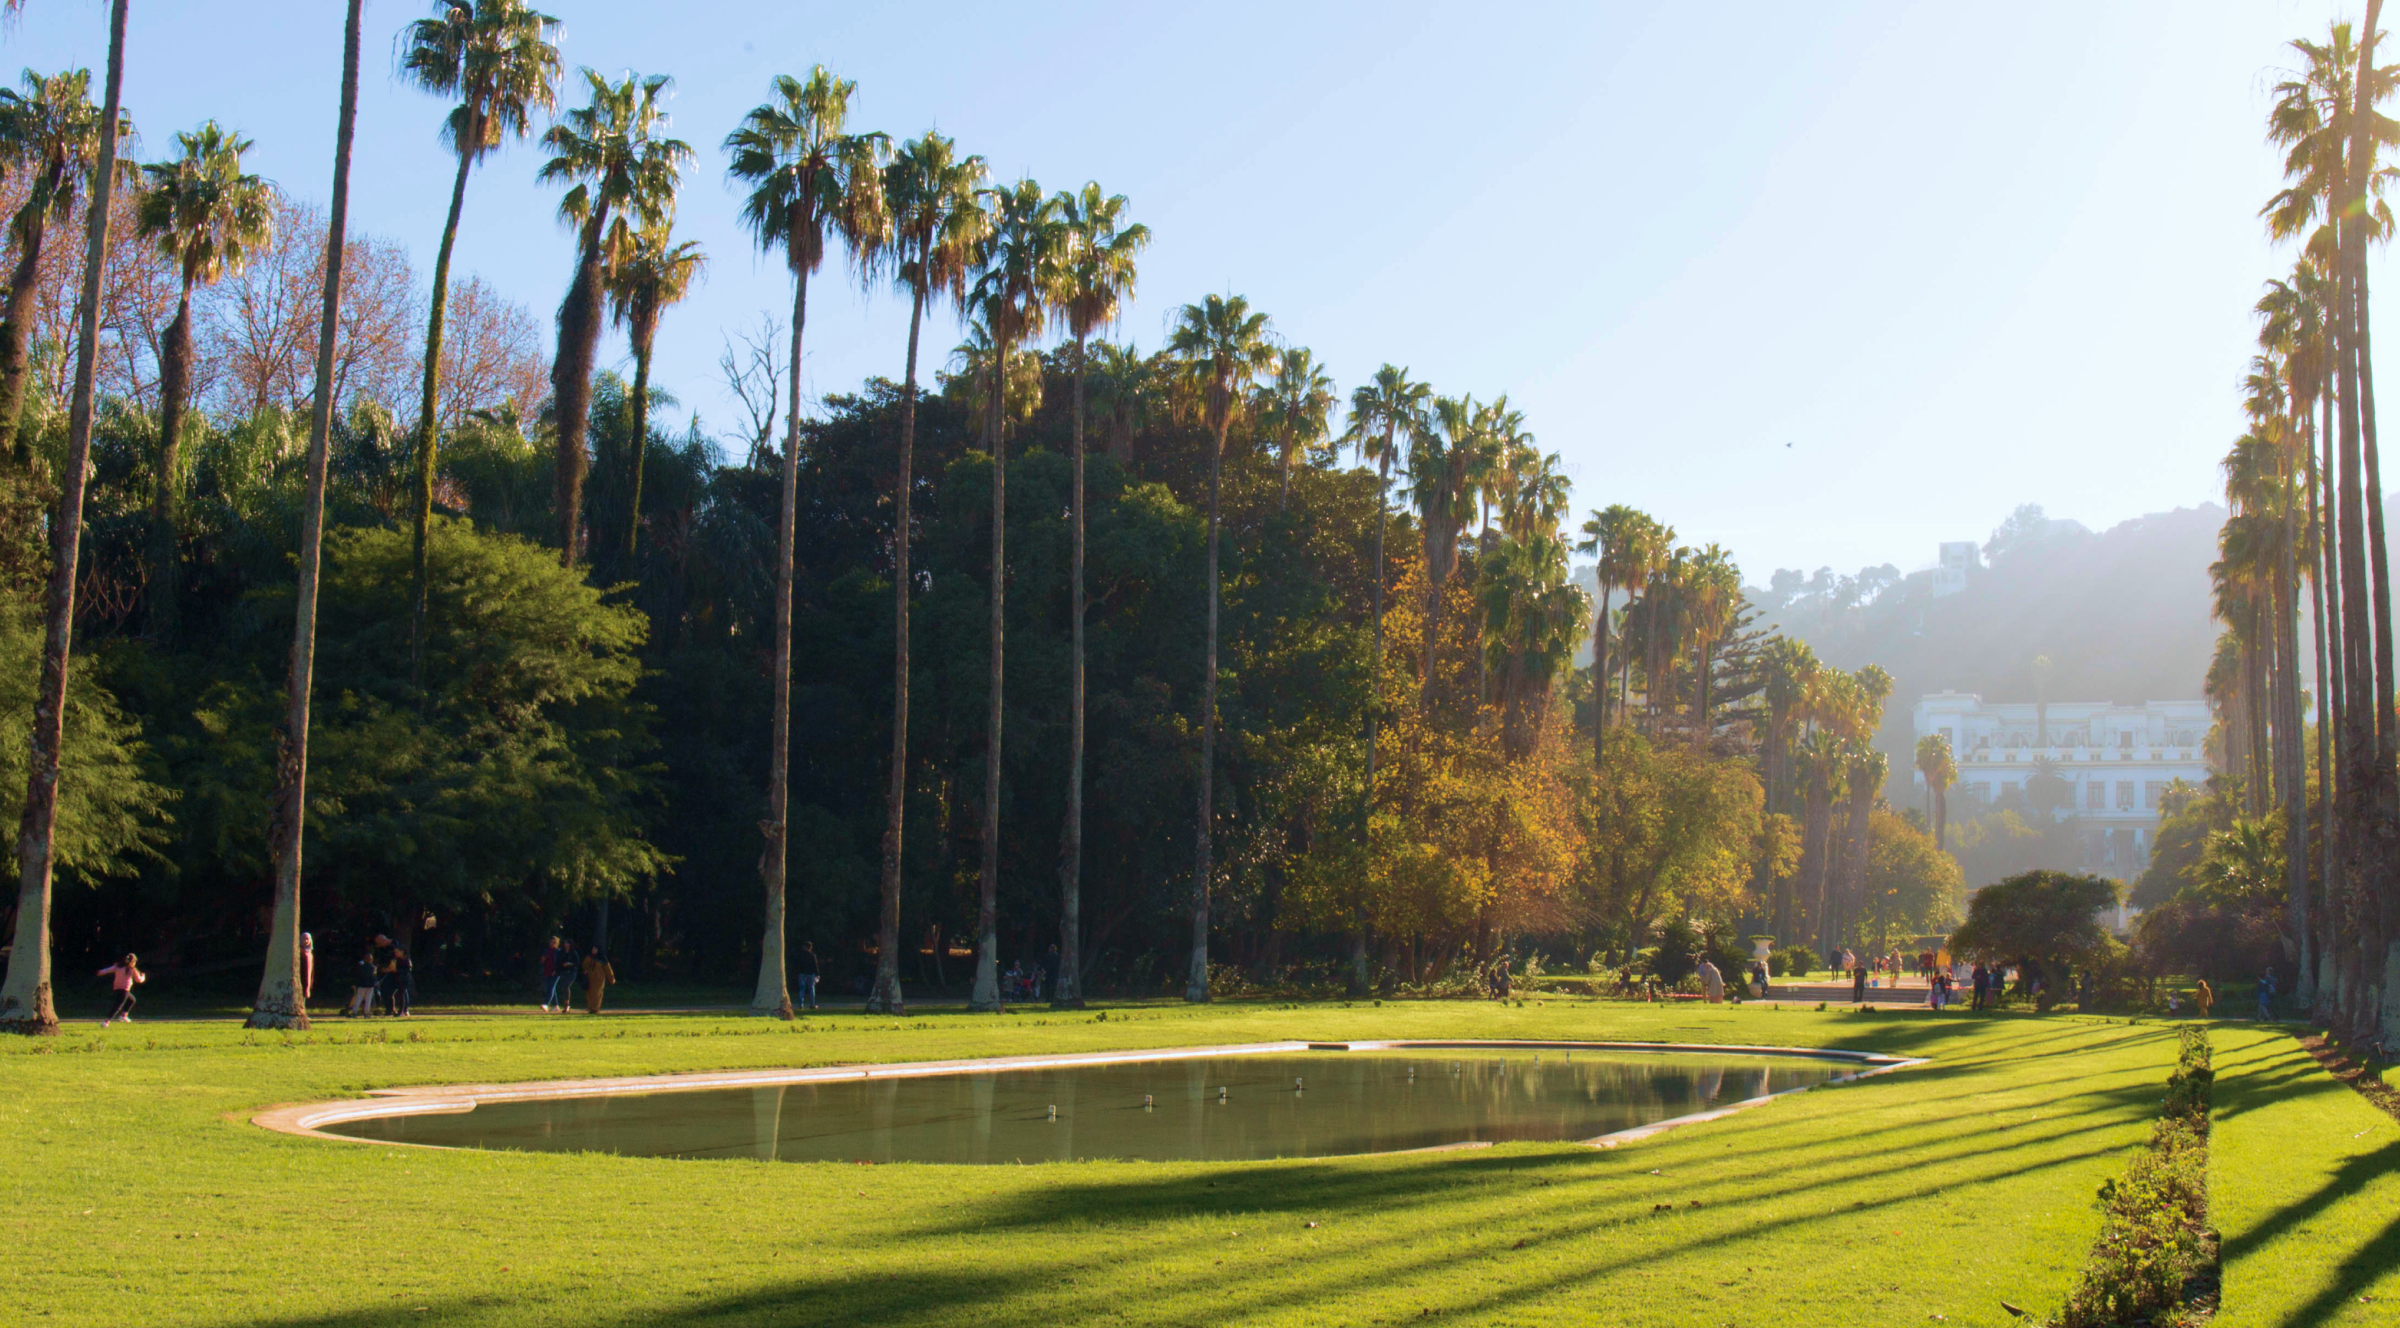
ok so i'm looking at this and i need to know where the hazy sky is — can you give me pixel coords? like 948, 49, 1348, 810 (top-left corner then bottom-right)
0, 1, 2380, 579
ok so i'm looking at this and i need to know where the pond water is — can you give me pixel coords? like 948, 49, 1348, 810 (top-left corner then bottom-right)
322, 1048, 1848, 1163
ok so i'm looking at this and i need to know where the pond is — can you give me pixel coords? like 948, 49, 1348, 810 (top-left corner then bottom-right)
319, 1046, 1852, 1163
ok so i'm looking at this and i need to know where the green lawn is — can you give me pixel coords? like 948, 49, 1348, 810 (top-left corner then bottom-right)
0, 1000, 2369, 1327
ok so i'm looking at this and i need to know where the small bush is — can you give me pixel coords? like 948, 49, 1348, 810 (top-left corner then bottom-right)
2053, 1027, 2214, 1328
1780, 945, 1820, 977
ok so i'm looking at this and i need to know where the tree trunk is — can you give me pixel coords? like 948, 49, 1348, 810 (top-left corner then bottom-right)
750, 256, 806, 1020
1934, 784, 1947, 853
150, 283, 194, 641
2304, 384, 2334, 1009
2279, 421, 2310, 990
1, 0, 124, 1036
0, 167, 60, 466
623, 320, 656, 566
869, 284, 925, 1016
1361, 445, 1390, 991
971, 330, 1010, 1013
1056, 329, 1089, 1008
551, 207, 608, 568
249, 0, 360, 1029
1591, 584, 1612, 763
2318, 380, 2346, 1014
410, 144, 475, 678
1187, 407, 1229, 1004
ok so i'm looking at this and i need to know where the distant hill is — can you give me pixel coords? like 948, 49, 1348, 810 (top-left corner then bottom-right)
1753, 502, 2228, 791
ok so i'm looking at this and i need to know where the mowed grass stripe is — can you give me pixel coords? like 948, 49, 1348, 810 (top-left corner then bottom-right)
0, 1005, 2189, 1327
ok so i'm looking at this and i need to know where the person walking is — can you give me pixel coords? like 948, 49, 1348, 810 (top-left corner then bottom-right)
538, 937, 566, 1012
390, 949, 415, 1018
97, 953, 144, 1025
1698, 958, 1724, 1004
2194, 978, 2213, 1020
1970, 963, 1988, 1011
581, 949, 616, 1014
301, 932, 316, 1004
2256, 967, 2277, 1021
794, 942, 820, 1011
1851, 962, 1868, 1005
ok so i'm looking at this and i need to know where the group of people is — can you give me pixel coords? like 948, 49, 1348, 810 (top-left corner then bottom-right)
536, 937, 618, 1014
345, 934, 417, 1017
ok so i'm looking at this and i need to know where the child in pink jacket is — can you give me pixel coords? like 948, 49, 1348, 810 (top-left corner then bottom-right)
98, 953, 144, 1025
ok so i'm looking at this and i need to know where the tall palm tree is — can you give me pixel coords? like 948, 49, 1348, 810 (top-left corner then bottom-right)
398, 0, 559, 662
1, 0, 127, 1036
1166, 293, 1276, 1004
1793, 728, 1847, 957
1913, 733, 1955, 852
1339, 364, 1426, 994
964, 178, 1061, 1013
540, 68, 690, 567
1407, 393, 1484, 701
604, 218, 705, 563
1090, 340, 1163, 466
1681, 545, 1742, 742
1475, 532, 1588, 760
0, 67, 117, 464
1575, 505, 1643, 761
249, 0, 363, 1030
1259, 346, 1334, 513
1050, 181, 1144, 1010
865, 131, 986, 1016
725, 67, 887, 1018
135, 120, 272, 641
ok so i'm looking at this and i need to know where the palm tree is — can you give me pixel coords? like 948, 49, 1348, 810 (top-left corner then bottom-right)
604, 219, 705, 563
1, 0, 127, 1036
398, 0, 560, 662
865, 131, 986, 1016
1166, 293, 1276, 1004
0, 67, 118, 464
964, 177, 1061, 1013
1575, 505, 1642, 761
1050, 181, 1145, 1010
725, 67, 887, 1018
1476, 532, 1588, 760
135, 121, 273, 641
1339, 364, 1426, 995
1259, 346, 1334, 512
1091, 340, 1164, 465
539, 68, 691, 566
249, 0, 364, 1030
1407, 393, 1484, 700
1793, 728, 1847, 957
1914, 733, 1955, 852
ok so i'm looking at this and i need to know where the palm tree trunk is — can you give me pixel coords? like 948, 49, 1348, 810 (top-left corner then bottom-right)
249, 0, 360, 1031
2304, 387, 2333, 1009
0, 177, 58, 466
2279, 440, 2309, 988
551, 208, 608, 568
410, 144, 475, 677
1056, 328, 1089, 1008
1361, 447, 1390, 994
1590, 584, 1611, 763
1934, 784, 1947, 853
750, 258, 806, 1020
971, 332, 1009, 1014
623, 324, 654, 565
1187, 407, 1230, 1004
1, 0, 124, 1036
150, 282, 195, 641
2318, 381, 2345, 1009
869, 284, 925, 1016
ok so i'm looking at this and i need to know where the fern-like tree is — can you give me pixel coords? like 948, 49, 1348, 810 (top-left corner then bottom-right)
604, 218, 704, 562
539, 68, 689, 566
134, 120, 272, 641
724, 67, 887, 1017
398, 0, 559, 658
1166, 293, 1276, 1003
1259, 345, 1333, 513
249, 0, 364, 1030
0, 67, 119, 464
865, 130, 986, 1015
1050, 180, 1144, 1009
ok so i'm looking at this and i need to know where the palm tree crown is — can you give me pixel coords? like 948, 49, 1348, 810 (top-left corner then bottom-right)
137, 121, 273, 285
882, 132, 988, 313
725, 68, 889, 279
541, 70, 691, 256
399, 0, 561, 169
1260, 345, 1335, 509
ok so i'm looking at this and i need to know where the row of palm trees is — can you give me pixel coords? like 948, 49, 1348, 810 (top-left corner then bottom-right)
2197, 6, 2400, 1040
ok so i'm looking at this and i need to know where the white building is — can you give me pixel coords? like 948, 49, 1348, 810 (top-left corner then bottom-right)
1931, 542, 1978, 598
1911, 691, 2211, 880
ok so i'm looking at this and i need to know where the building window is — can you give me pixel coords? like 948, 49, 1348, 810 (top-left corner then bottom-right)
2119, 732, 2133, 749
2144, 781, 2167, 810
2116, 780, 2135, 810
2086, 781, 2105, 811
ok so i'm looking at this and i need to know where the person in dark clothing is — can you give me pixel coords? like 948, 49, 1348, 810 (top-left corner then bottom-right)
1851, 963, 1868, 1004
1970, 964, 1989, 1011
793, 942, 819, 1011
390, 949, 414, 1017
347, 952, 378, 1016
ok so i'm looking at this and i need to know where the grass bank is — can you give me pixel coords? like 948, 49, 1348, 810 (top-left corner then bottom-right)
0, 1001, 2254, 1327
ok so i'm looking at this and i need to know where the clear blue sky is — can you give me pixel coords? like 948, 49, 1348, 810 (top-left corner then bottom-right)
1, 1, 2378, 579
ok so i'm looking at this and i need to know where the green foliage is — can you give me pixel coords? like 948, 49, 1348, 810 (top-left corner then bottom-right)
0, 602, 171, 883
2055, 1028, 2214, 1328
1775, 944, 1818, 977
1860, 809, 1964, 950
1949, 869, 2118, 971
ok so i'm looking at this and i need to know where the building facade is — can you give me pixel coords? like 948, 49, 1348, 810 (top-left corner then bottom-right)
1911, 691, 2211, 880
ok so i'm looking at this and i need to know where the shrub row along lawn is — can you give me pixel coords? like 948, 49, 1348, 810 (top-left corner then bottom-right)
2209, 1027, 2400, 1327
2054, 1027, 2214, 1327
0, 1001, 2319, 1328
